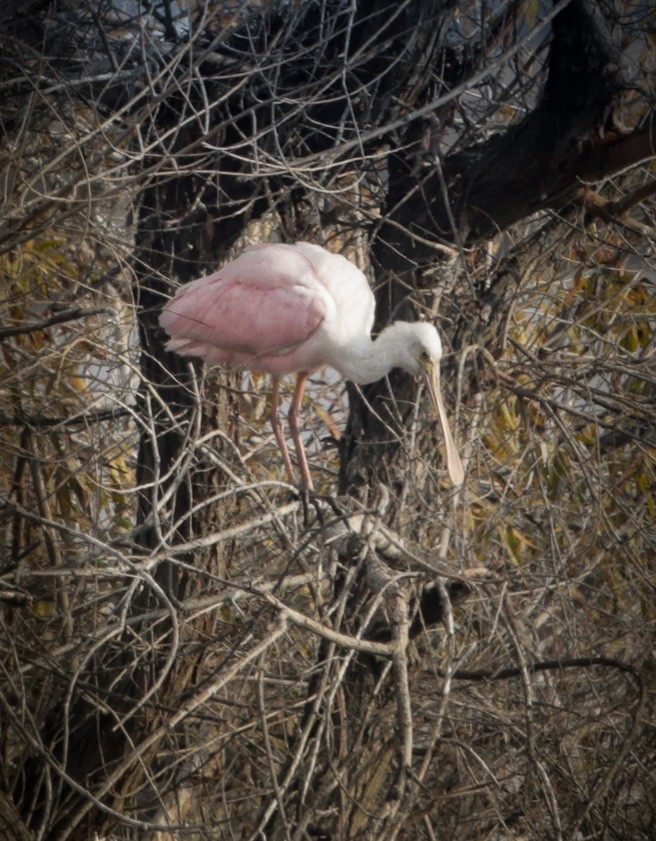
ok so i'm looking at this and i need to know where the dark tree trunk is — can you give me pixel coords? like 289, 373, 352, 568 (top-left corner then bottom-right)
341, 0, 629, 494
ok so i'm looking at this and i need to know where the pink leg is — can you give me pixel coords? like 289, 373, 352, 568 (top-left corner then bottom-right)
270, 377, 297, 484
288, 372, 314, 492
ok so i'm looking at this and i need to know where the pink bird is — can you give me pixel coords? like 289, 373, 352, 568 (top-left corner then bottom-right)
159, 242, 464, 490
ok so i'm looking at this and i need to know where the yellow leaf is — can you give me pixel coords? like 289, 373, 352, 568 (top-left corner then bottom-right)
525, 0, 539, 28
33, 599, 55, 617
315, 404, 341, 441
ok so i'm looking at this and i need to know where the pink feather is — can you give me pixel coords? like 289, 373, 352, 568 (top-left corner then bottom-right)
160, 243, 334, 374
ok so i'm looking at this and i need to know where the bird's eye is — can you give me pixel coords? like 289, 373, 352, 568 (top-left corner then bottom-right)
419, 350, 431, 364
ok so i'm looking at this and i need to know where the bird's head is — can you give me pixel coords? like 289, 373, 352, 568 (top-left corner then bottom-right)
406, 322, 464, 486
400, 321, 443, 376
346, 319, 465, 485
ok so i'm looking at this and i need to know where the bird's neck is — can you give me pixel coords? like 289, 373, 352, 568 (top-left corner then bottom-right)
336, 323, 416, 385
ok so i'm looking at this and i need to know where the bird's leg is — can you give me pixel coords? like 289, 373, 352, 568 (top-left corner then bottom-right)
270, 377, 297, 485
288, 372, 314, 492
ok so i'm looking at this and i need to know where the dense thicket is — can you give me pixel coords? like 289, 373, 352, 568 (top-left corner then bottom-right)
1, 2, 654, 839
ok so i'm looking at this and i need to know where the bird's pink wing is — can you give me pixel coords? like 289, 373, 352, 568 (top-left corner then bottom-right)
160, 246, 327, 362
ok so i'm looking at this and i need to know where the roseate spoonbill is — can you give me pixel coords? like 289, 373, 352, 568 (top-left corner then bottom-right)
159, 242, 464, 490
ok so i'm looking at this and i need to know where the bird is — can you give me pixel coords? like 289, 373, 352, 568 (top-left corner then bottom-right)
159, 241, 464, 490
